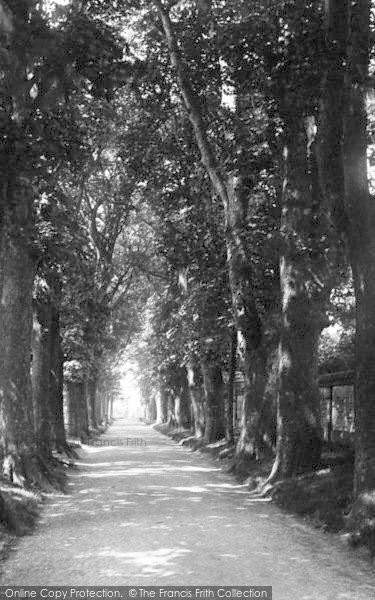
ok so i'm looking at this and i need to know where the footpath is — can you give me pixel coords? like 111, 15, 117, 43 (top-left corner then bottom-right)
0, 419, 374, 599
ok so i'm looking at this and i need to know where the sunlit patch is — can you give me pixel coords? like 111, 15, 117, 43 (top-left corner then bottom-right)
74, 547, 192, 577
244, 497, 272, 503
171, 486, 207, 493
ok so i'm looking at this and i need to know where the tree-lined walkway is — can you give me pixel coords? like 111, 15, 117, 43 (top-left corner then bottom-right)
0, 421, 374, 598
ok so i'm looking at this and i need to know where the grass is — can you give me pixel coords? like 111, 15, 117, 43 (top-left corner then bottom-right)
267, 466, 353, 532
0, 482, 42, 562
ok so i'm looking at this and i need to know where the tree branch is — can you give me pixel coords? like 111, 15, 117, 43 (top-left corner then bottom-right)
153, 0, 229, 207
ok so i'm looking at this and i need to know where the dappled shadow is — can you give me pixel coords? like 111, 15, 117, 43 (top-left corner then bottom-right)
1, 420, 375, 597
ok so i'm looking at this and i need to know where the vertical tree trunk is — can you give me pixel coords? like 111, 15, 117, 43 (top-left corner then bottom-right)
318, 0, 375, 496
225, 326, 237, 443
167, 394, 176, 427
65, 381, 88, 441
50, 302, 69, 453
153, 2, 264, 460
201, 357, 225, 443
146, 396, 157, 422
343, 0, 375, 496
0, 206, 38, 483
174, 371, 191, 430
268, 114, 324, 481
186, 360, 205, 438
156, 375, 168, 424
32, 283, 53, 458
65, 382, 80, 439
95, 387, 104, 425
225, 177, 265, 462
103, 393, 109, 425
86, 377, 98, 430
108, 395, 114, 421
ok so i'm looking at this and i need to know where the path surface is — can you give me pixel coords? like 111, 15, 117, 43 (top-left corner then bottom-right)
0, 420, 374, 598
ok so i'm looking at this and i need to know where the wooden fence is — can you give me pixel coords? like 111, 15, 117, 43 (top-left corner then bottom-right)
233, 370, 355, 442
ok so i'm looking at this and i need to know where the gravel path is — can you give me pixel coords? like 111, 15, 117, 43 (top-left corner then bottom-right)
0, 419, 374, 599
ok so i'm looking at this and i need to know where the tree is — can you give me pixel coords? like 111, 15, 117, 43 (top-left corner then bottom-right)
0, 0, 131, 482
151, 0, 273, 461
318, 0, 375, 497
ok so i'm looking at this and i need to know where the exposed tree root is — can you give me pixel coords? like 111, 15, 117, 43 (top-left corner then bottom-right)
3, 452, 66, 492
55, 442, 79, 461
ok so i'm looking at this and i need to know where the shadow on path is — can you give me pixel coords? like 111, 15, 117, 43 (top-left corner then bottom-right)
0, 420, 374, 599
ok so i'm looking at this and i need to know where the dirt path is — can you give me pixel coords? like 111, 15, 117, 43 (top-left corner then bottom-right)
0, 420, 374, 598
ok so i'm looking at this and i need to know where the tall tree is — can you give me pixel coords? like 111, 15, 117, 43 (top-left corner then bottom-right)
152, 0, 265, 461
318, 0, 375, 496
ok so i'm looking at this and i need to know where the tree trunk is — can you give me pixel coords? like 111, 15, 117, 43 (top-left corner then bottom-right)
0, 205, 38, 484
95, 387, 104, 425
173, 371, 191, 430
50, 302, 69, 454
65, 381, 88, 441
167, 394, 176, 427
225, 326, 237, 443
317, 0, 348, 235
201, 357, 225, 443
155, 375, 168, 424
146, 396, 157, 422
343, 0, 375, 496
153, 2, 264, 460
32, 285, 53, 458
271, 309, 322, 479
318, 0, 375, 496
268, 114, 324, 481
86, 377, 98, 430
108, 395, 114, 421
186, 360, 205, 438
103, 393, 109, 425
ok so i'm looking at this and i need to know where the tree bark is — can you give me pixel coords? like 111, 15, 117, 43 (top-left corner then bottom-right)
167, 393, 176, 427
268, 113, 324, 481
186, 360, 205, 438
225, 176, 265, 462
65, 381, 88, 441
86, 377, 98, 430
318, 0, 375, 496
146, 396, 157, 422
317, 0, 349, 234
32, 283, 53, 458
50, 301, 69, 454
103, 393, 110, 425
95, 386, 104, 425
225, 326, 237, 443
0, 197, 39, 484
173, 370, 191, 430
201, 357, 225, 443
108, 395, 114, 421
343, 0, 375, 496
155, 375, 168, 424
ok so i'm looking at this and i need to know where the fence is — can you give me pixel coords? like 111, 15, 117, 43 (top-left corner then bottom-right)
319, 370, 354, 442
233, 370, 355, 442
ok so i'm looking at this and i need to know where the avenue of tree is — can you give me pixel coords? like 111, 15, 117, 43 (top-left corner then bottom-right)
0, 0, 374, 540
